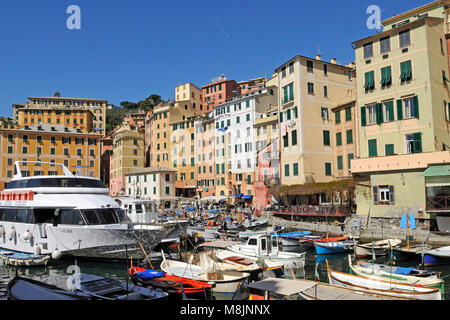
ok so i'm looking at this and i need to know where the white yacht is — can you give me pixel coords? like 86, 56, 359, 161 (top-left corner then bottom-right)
0, 162, 173, 260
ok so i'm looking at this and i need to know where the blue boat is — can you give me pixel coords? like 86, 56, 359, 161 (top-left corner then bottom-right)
279, 231, 312, 247
423, 246, 450, 266
315, 240, 355, 255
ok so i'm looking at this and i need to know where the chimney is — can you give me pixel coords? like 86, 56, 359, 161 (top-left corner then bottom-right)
316, 54, 321, 61
331, 58, 337, 64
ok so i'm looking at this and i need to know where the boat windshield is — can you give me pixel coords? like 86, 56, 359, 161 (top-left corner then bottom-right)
80, 208, 129, 225
5, 178, 106, 190
135, 204, 144, 214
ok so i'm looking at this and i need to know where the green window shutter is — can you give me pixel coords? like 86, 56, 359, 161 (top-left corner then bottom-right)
397, 99, 403, 120
336, 132, 342, 146
413, 133, 423, 153
373, 186, 379, 205
325, 163, 332, 176
386, 101, 394, 122
283, 135, 289, 147
292, 130, 298, 146
286, 109, 291, 121
323, 130, 330, 146
348, 154, 354, 171
335, 111, 341, 124
385, 144, 395, 156
280, 112, 283, 122
346, 130, 353, 144
445, 101, 449, 121
381, 67, 386, 86
216, 164, 220, 174
222, 164, 225, 174
337, 156, 343, 171
413, 96, 419, 119
345, 108, 352, 121
361, 106, 366, 127
293, 163, 299, 176
293, 106, 298, 118
283, 87, 288, 103
369, 71, 375, 89
368, 139, 378, 157
376, 103, 383, 124
364, 72, 370, 90
289, 84, 294, 101
401, 61, 412, 81
285, 164, 290, 177
381, 66, 392, 86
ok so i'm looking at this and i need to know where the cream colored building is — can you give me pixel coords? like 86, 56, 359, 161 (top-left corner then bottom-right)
274, 55, 356, 190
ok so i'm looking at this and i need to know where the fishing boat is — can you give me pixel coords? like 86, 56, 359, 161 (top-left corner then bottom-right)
314, 240, 355, 255
349, 257, 444, 291
7, 274, 169, 300
242, 217, 269, 230
238, 226, 285, 240
243, 277, 410, 301
326, 260, 441, 300
355, 239, 402, 258
301, 236, 349, 248
422, 246, 450, 266
0, 161, 173, 260
0, 251, 51, 267
185, 225, 220, 243
160, 252, 250, 294
279, 231, 312, 247
223, 234, 306, 269
392, 244, 433, 261
129, 267, 213, 300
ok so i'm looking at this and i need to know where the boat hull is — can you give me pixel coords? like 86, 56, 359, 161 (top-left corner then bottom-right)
315, 243, 351, 255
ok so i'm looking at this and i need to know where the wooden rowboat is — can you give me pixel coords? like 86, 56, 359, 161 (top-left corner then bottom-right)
326, 260, 441, 300
348, 256, 444, 291
355, 239, 402, 258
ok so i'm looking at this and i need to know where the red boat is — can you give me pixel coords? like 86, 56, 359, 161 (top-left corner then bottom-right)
302, 236, 349, 244
129, 267, 213, 300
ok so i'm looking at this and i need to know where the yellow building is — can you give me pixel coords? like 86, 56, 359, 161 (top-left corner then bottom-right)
17, 107, 94, 133
14, 97, 108, 136
110, 124, 145, 196
0, 124, 102, 190
151, 103, 172, 168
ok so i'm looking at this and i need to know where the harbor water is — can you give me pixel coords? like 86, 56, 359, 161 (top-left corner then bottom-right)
1, 243, 450, 300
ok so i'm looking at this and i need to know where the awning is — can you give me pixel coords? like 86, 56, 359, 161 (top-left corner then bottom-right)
242, 195, 253, 200
421, 165, 450, 177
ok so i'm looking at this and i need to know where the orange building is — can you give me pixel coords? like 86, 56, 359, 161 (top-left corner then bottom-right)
0, 124, 102, 190
201, 76, 240, 114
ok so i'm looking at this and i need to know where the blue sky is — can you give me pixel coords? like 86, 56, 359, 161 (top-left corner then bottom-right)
0, 0, 431, 116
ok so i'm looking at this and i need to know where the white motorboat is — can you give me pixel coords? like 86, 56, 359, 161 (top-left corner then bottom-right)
223, 234, 306, 269
0, 161, 173, 260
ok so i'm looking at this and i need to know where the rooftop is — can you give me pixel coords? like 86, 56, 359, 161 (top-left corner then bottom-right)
125, 167, 177, 175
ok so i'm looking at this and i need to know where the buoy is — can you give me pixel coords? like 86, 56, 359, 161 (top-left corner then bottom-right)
34, 245, 41, 255
22, 231, 32, 241
7, 227, 16, 241
51, 249, 62, 261
0, 226, 4, 237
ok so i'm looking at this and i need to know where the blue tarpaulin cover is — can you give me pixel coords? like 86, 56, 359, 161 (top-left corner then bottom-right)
393, 267, 416, 275
280, 231, 312, 238
135, 270, 165, 281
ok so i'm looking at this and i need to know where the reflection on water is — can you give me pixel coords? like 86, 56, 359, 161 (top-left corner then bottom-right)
1, 245, 450, 300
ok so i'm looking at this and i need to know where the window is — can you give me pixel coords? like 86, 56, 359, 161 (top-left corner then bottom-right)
337, 156, 343, 171
367, 104, 377, 125
345, 108, 352, 121
335, 110, 341, 124
289, 62, 294, 73
346, 130, 353, 144
364, 71, 375, 91
405, 133, 422, 154
321, 107, 329, 120
385, 144, 395, 156
293, 163, 299, 176
348, 154, 354, 172
307, 60, 314, 73
324, 64, 328, 76
380, 36, 391, 54
292, 130, 298, 146
368, 139, 378, 157
400, 60, 412, 82
284, 164, 290, 177
403, 96, 419, 119
399, 29, 411, 48
384, 101, 395, 122
283, 135, 289, 148
325, 163, 332, 176
324, 86, 328, 98
336, 133, 342, 146
381, 66, 392, 87
307, 82, 314, 95
363, 42, 373, 59
323, 131, 331, 146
